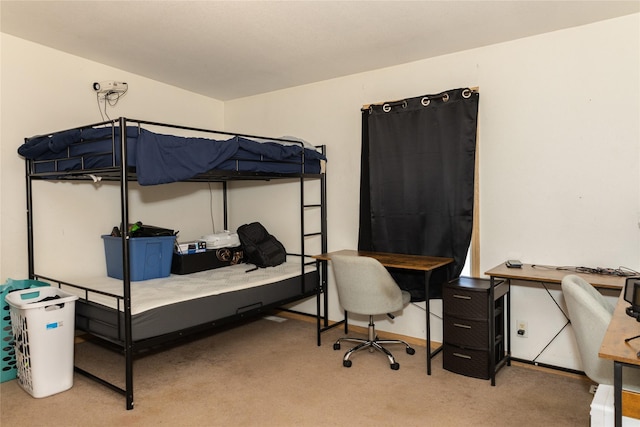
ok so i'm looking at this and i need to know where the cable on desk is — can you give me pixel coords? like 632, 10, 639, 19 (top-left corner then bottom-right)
530, 264, 558, 270
531, 264, 640, 277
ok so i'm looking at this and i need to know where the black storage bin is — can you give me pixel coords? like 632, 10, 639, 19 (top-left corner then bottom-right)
171, 247, 243, 275
442, 276, 509, 383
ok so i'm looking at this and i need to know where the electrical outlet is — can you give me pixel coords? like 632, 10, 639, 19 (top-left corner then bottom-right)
516, 320, 528, 338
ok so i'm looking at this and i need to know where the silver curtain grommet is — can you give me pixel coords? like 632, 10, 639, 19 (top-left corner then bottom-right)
421, 97, 430, 106
462, 88, 471, 99
442, 93, 449, 102
383, 104, 391, 113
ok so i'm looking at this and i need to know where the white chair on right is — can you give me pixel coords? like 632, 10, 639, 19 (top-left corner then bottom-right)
561, 275, 640, 401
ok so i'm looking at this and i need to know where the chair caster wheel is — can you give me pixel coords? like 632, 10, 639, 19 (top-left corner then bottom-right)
406, 347, 415, 355
343, 360, 352, 368
390, 363, 400, 370
333, 343, 341, 350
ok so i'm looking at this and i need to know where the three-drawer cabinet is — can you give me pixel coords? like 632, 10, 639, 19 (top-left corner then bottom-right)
442, 276, 510, 385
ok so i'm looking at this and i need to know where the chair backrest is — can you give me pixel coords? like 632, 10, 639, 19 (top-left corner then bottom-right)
561, 274, 615, 385
330, 254, 405, 316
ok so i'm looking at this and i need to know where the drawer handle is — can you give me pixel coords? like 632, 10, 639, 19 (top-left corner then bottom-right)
453, 323, 471, 329
453, 294, 471, 300
453, 352, 472, 359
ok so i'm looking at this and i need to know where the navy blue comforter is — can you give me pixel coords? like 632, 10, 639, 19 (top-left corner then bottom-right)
18, 127, 326, 185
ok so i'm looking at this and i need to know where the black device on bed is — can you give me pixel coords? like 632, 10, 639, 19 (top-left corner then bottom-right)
171, 247, 244, 275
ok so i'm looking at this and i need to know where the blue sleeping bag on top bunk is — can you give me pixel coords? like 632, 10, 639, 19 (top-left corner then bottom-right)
136, 131, 326, 185
18, 126, 327, 185
135, 129, 240, 185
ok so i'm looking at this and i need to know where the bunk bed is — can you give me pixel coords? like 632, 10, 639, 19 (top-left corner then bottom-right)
19, 117, 332, 410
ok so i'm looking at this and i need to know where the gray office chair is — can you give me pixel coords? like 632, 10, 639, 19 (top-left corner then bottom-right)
561, 275, 640, 391
330, 254, 415, 370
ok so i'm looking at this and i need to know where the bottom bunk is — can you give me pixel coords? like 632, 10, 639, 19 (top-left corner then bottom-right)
35, 257, 321, 409
66, 259, 318, 344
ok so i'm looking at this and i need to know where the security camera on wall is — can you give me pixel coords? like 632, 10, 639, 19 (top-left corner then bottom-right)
93, 80, 128, 119
92, 81, 128, 94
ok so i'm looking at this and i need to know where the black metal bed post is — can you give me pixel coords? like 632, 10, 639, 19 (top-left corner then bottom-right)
25, 155, 35, 279
223, 181, 228, 230
307, 146, 329, 345
118, 117, 134, 410
320, 147, 328, 329
309, 146, 329, 345
300, 175, 305, 293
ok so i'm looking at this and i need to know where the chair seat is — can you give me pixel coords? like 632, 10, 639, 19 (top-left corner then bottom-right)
562, 275, 640, 402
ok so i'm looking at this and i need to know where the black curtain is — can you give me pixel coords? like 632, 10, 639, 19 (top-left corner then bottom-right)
358, 88, 479, 301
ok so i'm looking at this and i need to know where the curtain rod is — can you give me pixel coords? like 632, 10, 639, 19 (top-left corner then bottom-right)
362, 86, 479, 110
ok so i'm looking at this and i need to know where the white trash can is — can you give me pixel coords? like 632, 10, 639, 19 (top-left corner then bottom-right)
5, 287, 78, 398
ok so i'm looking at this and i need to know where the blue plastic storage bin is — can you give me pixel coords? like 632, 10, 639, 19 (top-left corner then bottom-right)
102, 235, 176, 281
1, 278, 50, 383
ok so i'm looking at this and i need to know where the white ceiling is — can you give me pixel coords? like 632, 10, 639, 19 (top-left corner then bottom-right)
2, 1, 639, 101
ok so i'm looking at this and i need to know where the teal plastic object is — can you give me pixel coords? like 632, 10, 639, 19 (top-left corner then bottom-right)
1, 278, 50, 383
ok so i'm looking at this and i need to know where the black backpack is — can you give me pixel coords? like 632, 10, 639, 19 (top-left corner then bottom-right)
237, 222, 286, 268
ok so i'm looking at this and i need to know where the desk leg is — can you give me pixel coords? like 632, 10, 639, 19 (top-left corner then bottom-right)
425, 270, 443, 375
316, 260, 322, 346
489, 279, 496, 386
315, 259, 346, 345
614, 361, 622, 427
507, 284, 511, 366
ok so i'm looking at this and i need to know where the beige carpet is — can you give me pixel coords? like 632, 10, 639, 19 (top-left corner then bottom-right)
1, 314, 593, 426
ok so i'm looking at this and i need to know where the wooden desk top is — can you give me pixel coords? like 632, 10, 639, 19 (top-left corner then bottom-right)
599, 292, 640, 366
313, 249, 453, 272
485, 263, 626, 290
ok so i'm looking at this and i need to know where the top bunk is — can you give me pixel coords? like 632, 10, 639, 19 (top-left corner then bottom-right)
17, 117, 327, 185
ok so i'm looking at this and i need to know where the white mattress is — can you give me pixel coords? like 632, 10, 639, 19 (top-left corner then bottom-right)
60, 257, 315, 315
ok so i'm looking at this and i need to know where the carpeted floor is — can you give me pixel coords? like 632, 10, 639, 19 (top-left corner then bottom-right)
1, 314, 593, 426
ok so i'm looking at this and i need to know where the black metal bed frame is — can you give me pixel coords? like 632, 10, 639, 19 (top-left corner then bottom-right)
24, 117, 336, 410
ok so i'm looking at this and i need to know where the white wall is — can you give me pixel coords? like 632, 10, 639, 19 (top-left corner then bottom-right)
224, 14, 640, 370
0, 34, 225, 280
